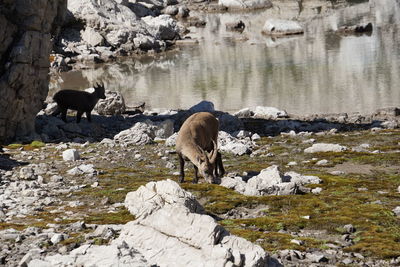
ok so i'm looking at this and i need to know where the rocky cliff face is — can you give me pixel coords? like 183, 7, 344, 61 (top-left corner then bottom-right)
0, 0, 66, 143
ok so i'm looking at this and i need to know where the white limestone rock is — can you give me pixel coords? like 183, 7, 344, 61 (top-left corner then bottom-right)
304, 143, 348, 153
221, 165, 322, 196
154, 119, 174, 139
393, 206, 400, 216
81, 26, 104, 47
67, 164, 96, 176
62, 149, 80, 161
114, 122, 156, 145
114, 120, 174, 145
31, 243, 149, 267
95, 90, 126, 115
19, 166, 36, 180
254, 106, 288, 119
34, 180, 271, 266
50, 233, 65, 245
165, 132, 178, 147
234, 107, 254, 118
234, 106, 287, 119
142, 15, 180, 40
122, 179, 270, 266
218, 131, 253, 156
124, 179, 204, 218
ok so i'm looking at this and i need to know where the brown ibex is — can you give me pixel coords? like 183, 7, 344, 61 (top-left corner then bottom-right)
52, 83, 106, 123
176, 112, 225, 184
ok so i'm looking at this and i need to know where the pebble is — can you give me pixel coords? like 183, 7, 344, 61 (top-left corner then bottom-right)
50, 233, 64, 245
316, 159, 328, 166
290, 239, 304, 246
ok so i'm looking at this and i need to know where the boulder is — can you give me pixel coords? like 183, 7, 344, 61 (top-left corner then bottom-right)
234, 106, 287, 119
133, 34, 159, 51
221, 165, 322, 196
62, 149, 80, 161
165, 132, 178, 147
30, 244, 149, 267
218, 131, 253, 156
163, 6, 178, 16
67, 164, 96, 176
262, 19, 304, 36
254, 106, 288, 119
189, 101, 215, 112
218, 0, 272, 10
142, 15, 180, 40
122, 180, 270, 266
44, 102, 59, 115
393, 207, 400, 216
114, 122, 156, 146
177, 6, 190, 18
81, 27, 104, 47
67, 0, 142, 49
304, 143, 348, 153
60, 0, 181, 57
35, 180, 272, 266
95, 90, 126, 115
216, 112, 244, 133
125, 179, 204, 218
154, 120, 174, 139
234, 107, 254, 118
113, 120, 174, 145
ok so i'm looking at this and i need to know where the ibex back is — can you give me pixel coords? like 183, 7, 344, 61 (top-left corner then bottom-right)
175, 112, 225, 184
53, 83, 106, 123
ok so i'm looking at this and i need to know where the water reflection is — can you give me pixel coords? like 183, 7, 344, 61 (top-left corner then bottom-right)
58, 0, 400, 115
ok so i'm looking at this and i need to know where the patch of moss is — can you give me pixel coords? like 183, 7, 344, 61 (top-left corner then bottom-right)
221, 220, 323, 252
83, 208, 135, 225
5, 140, 45, 151
30, 140, 45, 148
5, 143, 23, 149
0, 223, 26, 231
182, 130, 400, 260
60, 233, 86, 247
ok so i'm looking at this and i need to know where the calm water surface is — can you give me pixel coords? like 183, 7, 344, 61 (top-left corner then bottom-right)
58, 0, 400, 115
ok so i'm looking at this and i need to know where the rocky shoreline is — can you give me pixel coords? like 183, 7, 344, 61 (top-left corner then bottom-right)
50, 0, 361, 71
1, 99, 400, 266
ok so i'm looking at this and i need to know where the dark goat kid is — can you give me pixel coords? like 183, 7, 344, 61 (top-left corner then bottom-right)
52, 83, 106, 123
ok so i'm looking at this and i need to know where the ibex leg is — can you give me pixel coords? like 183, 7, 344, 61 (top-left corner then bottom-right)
193, 165, 199, 184
178, 154, 185, 183
76, 111, 83, 123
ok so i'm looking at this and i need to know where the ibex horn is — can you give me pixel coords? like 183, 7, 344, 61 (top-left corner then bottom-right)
209, 140, 218, 164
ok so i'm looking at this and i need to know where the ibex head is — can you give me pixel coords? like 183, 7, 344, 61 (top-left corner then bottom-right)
94, 82, 106, 99
196, 141, 218, 184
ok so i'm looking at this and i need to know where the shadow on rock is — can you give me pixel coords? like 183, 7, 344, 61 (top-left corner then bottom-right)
33, 100, 400, 149
0, 153, 28, 170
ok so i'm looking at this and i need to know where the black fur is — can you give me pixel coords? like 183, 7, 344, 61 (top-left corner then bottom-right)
52, 83, 106, 123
